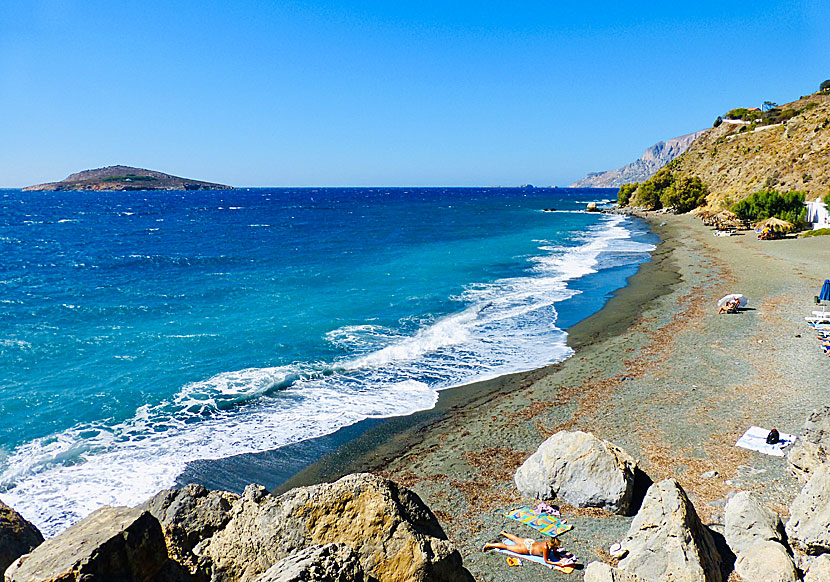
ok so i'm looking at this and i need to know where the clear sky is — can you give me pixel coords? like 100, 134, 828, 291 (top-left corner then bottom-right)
2, 1, 829, 187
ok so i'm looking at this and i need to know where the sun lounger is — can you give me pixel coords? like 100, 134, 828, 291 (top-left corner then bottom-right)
735, 426, 795, 457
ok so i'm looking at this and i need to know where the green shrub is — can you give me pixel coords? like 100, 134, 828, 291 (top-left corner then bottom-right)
630, 180, 662, 210
617, 183, 638, 206
660, 175, 708, 213
713, 116, 722, 127
820, 80, 830, 92
732, 190, 807, 224
801, 228, 830, 237
823, 191, 830, 207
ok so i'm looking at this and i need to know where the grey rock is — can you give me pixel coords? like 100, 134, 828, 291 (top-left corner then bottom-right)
514, 430, 638, 514
254, 544, 364, 582
786, 466, 830, 554
583, 562, 648, 582
5, 506, 169, 582
788, 406, 830, 482
804, 553, 830, 582
0, 498, 43, 574
733, 540, 798, 582
198, 473, 468, 582
615, 479, 723, 582
142, 483, 238, 574
724, 491, 785, 554
700, 470, 718, 479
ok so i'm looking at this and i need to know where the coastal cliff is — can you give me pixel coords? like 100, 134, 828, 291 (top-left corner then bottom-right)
570, 131, 705, 188
671, 92, 830, 206
22, 165, 231, 192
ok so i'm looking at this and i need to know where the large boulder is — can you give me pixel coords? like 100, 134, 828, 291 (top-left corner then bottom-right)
788, 406, 830, 482
733, 540, 798, 582
196, 473, 468, 582
142, 483, 238, 574
514, 431, 638, 514
0, 498, 43, 573
611, 479, 723, 582
785, 466, 830, 554
254, 543, 364, 582
5, 506, 169, 582
724, 491, 785, 554
583, 562, 647, 581
804, 553, 830, 582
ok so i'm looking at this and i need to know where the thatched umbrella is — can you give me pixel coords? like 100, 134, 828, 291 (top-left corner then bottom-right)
755, 217, 795, 232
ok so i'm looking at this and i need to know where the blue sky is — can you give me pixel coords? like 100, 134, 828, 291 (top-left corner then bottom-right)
1, 1, 828, 187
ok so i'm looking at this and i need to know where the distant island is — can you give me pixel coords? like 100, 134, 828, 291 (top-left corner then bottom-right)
22, 165, 232, 191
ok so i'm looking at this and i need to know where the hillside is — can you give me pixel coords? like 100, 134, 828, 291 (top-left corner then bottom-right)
23, 166, 231, 191
570, 130, 705, 188
673, 93, 830, 207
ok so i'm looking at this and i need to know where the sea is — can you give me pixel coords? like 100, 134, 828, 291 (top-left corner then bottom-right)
0, 187, 656, 536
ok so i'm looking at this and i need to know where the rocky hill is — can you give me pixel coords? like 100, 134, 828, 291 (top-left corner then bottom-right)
23, 165, 231, 191
672, 92, 830, 207
570, 130, 705, 188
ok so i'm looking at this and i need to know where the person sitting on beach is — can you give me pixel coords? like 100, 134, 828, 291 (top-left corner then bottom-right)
483, 531, 572, 565
718, 299, 739, 314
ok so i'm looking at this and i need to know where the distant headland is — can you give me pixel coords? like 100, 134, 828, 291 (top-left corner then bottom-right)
22, 165, 232, 191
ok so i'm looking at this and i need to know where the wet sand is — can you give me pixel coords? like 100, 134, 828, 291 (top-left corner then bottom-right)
199, 214, 830, 581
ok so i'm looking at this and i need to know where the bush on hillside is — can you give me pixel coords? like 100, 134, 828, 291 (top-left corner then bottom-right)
732, 190, 807, 225
713, 116, 722, 127
824, 191, 830, 207
660, 175, 708, 213
820, 80, 830, 92
617, 183, 638, 206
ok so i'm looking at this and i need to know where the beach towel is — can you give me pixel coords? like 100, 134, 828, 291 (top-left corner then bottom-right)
505, 506, 572, 536
735, 426, 795, 457
492, 539, 577, 573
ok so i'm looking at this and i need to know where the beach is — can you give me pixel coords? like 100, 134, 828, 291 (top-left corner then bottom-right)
277, 213, 830, 580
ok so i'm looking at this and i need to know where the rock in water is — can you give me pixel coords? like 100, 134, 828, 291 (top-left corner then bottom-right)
788, 406, 830, 482
804, 553, 830, 582
254, 543, 365, 582
5, 506, 169, 582
141, 483, 239, 575
0, 498, 44, 573
613, 479, 723, 582
786, 466, 830, 554
724, 491, 785, 554
733, 540, 798, 582
197, 473, 468, 582
514, 431, 638, 514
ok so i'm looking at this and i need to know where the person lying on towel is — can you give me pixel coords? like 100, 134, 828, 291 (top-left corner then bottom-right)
483, 531, 574, 566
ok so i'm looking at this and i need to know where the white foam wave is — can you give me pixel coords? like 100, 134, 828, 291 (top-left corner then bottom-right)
1, 214, 654, 537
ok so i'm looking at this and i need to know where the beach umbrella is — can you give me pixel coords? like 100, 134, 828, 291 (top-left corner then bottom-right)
718, 294, 748, 308
755, 217, 795, 232
820, 279, 830, 303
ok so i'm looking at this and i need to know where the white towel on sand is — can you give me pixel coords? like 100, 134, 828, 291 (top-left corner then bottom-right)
735, 426, 795, 457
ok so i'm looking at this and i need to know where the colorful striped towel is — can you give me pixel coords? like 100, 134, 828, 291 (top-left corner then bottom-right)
505, 506, 572, 537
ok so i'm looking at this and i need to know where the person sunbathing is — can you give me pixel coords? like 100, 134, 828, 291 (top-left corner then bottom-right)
718, 299, 739, 314
483, 531, 573, 565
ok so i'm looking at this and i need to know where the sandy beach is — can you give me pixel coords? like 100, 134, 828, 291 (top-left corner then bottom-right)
278, 213, 830, 580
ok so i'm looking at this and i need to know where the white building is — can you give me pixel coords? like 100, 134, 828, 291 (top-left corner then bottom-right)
806, 197, 830, 230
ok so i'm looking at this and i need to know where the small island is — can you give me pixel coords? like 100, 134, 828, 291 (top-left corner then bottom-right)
22, 165, 232, 192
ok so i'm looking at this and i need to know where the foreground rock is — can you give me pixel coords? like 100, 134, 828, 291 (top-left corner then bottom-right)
804, 554, 830, 582
254, 544, 364, 582
197, 473, 468, 582
142, 483, 238, 575
514, 430, 638, 514
733, 540, 798, 582
585, 479, 723, 582
788, 406, 830, 482
0, 499, 44, 574
724, 491, 785, 554
786, 466, 830, 554
5, 506, 169, 582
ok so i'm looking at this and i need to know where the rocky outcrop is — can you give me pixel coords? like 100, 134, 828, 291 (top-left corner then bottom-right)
786, 466, 830, 555
788, 406, 830, 482
804, 553, 830, 582
197, 473, 468, 582
514, 430, 638, 514
0, 498, 44, 574
141, 483, 238, 575
724, 491, 786, 554
5, 506, 169, 582
583, 562, 648, 582
587, 479, 723, 582
570, 131, 705, 188
254, 544, 364, 582
733, 541, 798, 582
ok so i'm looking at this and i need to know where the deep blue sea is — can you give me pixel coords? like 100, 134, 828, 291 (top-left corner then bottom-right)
0, 187, 655, 534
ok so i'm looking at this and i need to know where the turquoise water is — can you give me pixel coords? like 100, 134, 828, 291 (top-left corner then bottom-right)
0, 187, 655, 534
